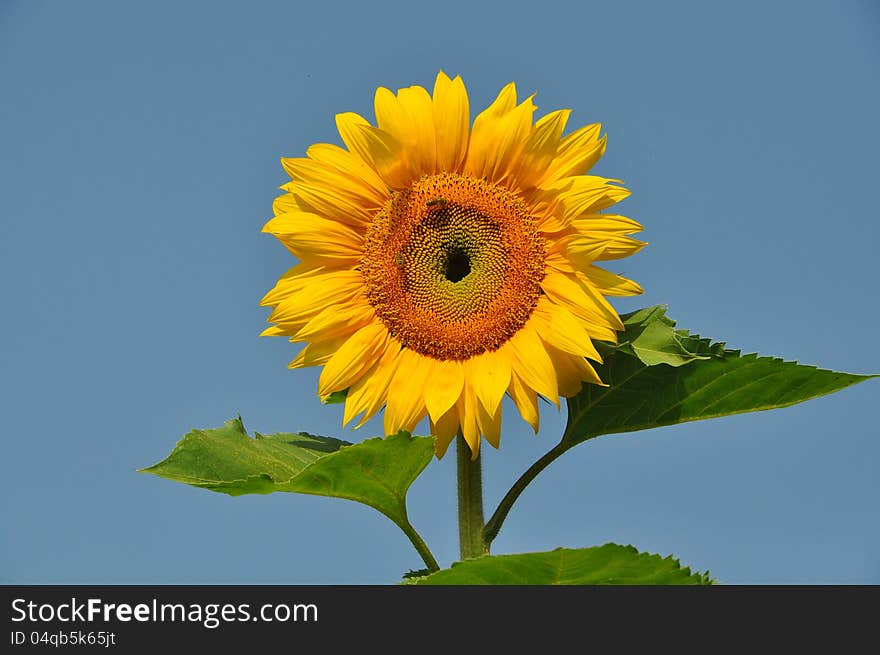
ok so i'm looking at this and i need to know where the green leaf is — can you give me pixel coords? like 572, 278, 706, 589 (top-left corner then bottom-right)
611, 305, 726, 367
140, 418, 439, 569
321, 389, 348, 405
409, 544, 712, 585
566, 307, 875, 445
401, 568, 432, 580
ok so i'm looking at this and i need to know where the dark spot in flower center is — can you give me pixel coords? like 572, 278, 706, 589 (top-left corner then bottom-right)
443, 246, 471, 283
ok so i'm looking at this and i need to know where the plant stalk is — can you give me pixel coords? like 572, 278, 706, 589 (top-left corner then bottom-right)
456, 433, 487, 559
398, 518, 440, 572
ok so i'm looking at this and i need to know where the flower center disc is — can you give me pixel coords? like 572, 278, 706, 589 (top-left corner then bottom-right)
361, 173, 546, 361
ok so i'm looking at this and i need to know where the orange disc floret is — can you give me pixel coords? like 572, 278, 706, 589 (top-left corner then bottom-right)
361, 173, 545, 361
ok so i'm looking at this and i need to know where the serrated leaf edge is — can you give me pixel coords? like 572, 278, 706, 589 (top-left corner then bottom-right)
410, 543, 715, 585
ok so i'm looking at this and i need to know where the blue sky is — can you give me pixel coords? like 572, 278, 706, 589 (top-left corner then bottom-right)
1, 0, 877, 584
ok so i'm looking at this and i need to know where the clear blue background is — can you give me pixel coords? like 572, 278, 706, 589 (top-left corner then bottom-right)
1, 0, 877, 584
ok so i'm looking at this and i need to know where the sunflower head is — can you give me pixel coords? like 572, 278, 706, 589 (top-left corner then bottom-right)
261, 72, 645, 459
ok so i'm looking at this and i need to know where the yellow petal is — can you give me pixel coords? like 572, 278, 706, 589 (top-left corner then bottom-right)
343, 338, 403, 427
384, 348, 431, 435
292, 299, 374, 341
515, 109, 571, 189
568, 215, 645, 263
456, 379, 481, 459
590, 185, 631, 213
432, 71, 470, 173
574, 272, 628, 329
353, 341, 405, 429
594, 236, 648, 261
508, 370, 539, 433
268, 294, 359, 331
288, 333, 350, 368
540, 123, 605, 184
541, 271, 624, 332
335, 112, 412, 189
259, 263, 331, 307
281, 180, 376, 226
554, 235, 608, 268
267, 271, 363, 324
532, 298, 602, 361
545, 345, 581, 397
398, 85, 437, 174
572, 351, 604, 387
527, 186, 562, 228
505, 324, 559, 405
544, 342, 603, 397
476, 397, 502, 449
262, 212, 362, 265
270, 296, 375, 342
430, 404, 460, 459
536, 212, 570, 235
424, 358, 464, 423
570, 214, 643, 236
281, 156, 387, 210
272, 192, 299, 216
545, 249, 576, 274
318, 321, 389, 397
464, 81, 517, 179
464, 349, 511, 415
305, 142, 388, 197
581, 321, 619, 344
466, 93, 536, 185
581, 265, 644, 297
475, 82, 517, 121
556, 177, 631, 221
560, 183, 632, 219
490, 97, 538, 185
561, 229, 646, 267
374, 85, 434, 179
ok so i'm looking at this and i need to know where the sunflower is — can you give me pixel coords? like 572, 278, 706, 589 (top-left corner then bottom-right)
261, 72, 645, 459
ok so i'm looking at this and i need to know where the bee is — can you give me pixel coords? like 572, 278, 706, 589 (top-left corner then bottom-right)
426, 197, 447, 208
394, 253, 406, 267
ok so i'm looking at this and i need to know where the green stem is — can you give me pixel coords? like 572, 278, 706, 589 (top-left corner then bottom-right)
484, 440, 570, 547
397, 516, 440, 572
456, 433, 487, 559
